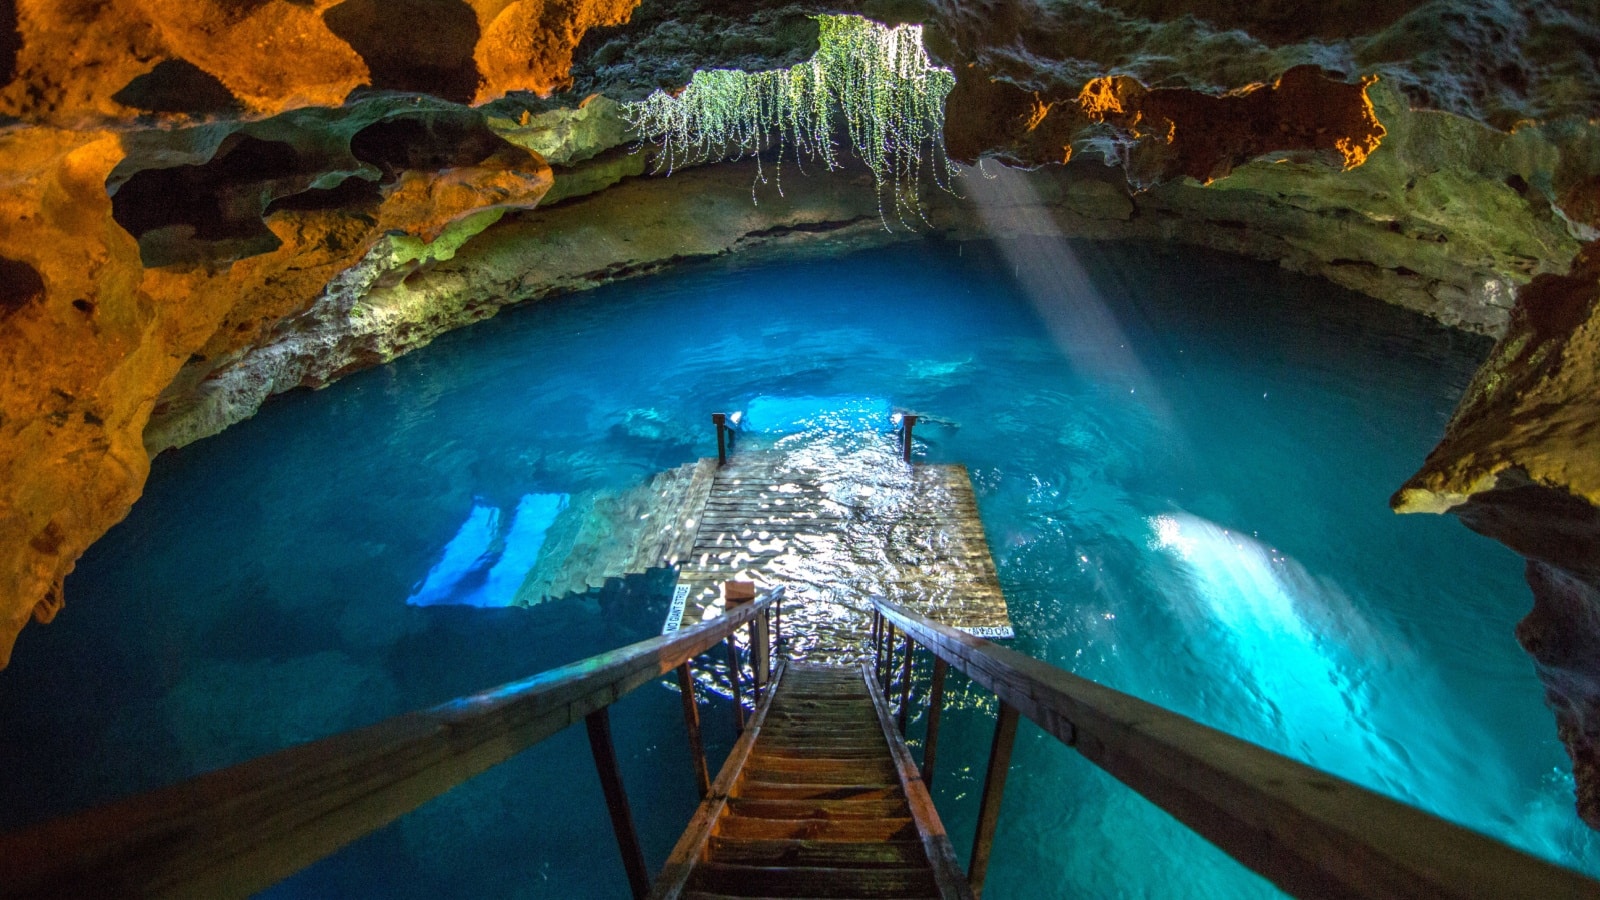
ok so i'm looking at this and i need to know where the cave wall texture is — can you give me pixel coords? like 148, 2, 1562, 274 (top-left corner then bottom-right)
3, 0, 1600, 824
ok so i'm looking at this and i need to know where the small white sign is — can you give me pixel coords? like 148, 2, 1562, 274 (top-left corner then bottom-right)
961, 625, 1015, 639
662, 584, 691, 634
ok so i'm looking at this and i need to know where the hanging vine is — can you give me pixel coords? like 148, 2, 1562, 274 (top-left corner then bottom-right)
619, 15, 958, 229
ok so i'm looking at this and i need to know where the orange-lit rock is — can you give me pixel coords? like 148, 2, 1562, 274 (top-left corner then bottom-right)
0, 109, 552, 667
470, 0, 641, 103
1, 0, 367, 124
949, 65, 1386, 188
2, 0, 651, 125
1083, 66, 1385, 182
0, 128, 154, 668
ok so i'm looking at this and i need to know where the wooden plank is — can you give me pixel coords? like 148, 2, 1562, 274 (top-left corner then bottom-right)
712, 817, 922, 843
872, 598, 1600, 900
862, 663, 975, 900
688, 862, 939, 898
586, 708, 651, 899
705, 837, 928, 867
967, 703, 1019, 898
648, 661, 789, 900
724, 798, 912, 820
0, 589, 782, 900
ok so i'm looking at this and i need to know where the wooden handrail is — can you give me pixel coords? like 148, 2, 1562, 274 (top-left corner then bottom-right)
872, 597, 1600, 900
0, 587, 781, 900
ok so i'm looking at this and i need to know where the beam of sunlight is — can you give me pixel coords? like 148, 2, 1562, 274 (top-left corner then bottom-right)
962, 161, 1172, 423
1146, 512, 1595, 864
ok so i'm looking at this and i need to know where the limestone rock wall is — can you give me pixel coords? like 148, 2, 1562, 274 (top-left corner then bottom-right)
1394, 244, 1600, 825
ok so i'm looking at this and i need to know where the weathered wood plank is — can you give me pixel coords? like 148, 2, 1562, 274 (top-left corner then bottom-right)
671, 452, 1012, 654
861, 662, 975, 900
649, 661, 790, 900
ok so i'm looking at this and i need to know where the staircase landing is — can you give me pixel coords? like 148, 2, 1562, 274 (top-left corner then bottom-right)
666, 443, 1013, 661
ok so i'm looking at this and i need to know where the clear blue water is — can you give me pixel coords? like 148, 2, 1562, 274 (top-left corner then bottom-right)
3, 238, 1595, 897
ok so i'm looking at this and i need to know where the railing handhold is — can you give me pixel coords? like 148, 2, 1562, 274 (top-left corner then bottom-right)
0, 587, 781, 900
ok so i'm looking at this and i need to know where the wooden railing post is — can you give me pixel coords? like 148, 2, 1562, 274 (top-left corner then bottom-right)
969, 701, 1020, 898
752, 613, 770, 696
880, 623, 896, 694
585, 708, 650, 900
922, 657, 948, 785
901, 413, 919, 463
726, 635, 744, 735
675, 662, 710, 799
897, 633, 915, 735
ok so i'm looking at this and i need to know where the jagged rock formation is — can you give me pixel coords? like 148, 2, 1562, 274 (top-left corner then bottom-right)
3, 0, 1600, 831
1394, 243, 1600, 826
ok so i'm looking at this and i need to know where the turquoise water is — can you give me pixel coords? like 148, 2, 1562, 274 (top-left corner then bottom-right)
3, 238, 1595, 896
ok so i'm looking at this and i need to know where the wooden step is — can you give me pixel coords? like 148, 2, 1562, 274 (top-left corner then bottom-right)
735, 782, 900, 802
706, 837, 929, 867
688, 862, 940, 898
725, 798, 911, 821
743, 762, 898, 784
713, 816, 923, 843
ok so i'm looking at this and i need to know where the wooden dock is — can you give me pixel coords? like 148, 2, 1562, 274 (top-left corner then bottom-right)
663, 437, 1012, 661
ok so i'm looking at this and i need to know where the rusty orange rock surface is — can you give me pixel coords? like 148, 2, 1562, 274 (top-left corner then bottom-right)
946, 65, 1386, 187
1, 0, 643, 125
1, 0, 367, 124
0, 122, 552, 667
471, 0, 642, 103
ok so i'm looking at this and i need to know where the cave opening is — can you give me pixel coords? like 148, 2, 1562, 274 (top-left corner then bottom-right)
5, 236, 1593, 896
109, 134, 304, 265
3, 1, 1600, 896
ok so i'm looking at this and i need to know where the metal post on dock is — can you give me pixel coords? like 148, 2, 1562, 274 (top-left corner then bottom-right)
712, 413, 728, 466
901, 413, 919, 463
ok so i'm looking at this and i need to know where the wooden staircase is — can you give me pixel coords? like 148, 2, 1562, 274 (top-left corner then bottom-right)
652, 663, 972, 899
